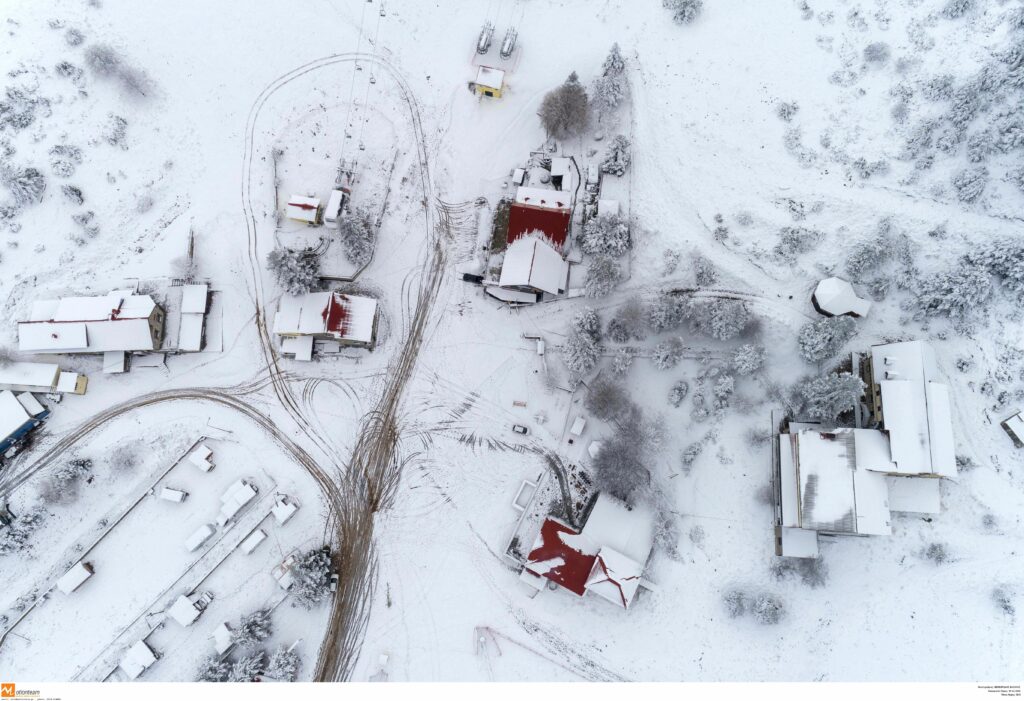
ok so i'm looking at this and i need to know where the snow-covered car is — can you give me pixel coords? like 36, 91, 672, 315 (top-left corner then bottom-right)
511, 424, 528, 435
330, 572, 339, 593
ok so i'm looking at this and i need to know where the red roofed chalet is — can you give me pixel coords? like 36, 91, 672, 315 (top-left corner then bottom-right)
524, 518, 596, 596
506, 186, 572, 251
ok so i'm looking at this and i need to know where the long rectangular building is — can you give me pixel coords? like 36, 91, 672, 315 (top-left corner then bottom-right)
17, 290, 165, 354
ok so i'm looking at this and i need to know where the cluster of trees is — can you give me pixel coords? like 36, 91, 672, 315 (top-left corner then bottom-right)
539, 45, 631, 140
267, 247, 321, 296
784, 372, 865, 422
39, 457, 93, 504
722, 589, 786, 625
797, 316, 857, 363
197, 609, 301, 682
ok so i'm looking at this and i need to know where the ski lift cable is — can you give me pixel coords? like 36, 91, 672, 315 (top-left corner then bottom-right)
339, 0, 370, 164
355, 0, 386, 157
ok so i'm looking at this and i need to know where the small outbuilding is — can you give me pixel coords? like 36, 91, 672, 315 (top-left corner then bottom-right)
120, 640, 157, 680
56, 561, 94, 594
474, 66, 505, 98
1002, 411, 1024, 448
167, 594, 203, 627
286, 195, 323, 225
812, 277, 872, 318
0, 389, 47, 455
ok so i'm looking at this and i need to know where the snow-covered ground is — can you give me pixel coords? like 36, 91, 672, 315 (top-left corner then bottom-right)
0, 0, 1021, 684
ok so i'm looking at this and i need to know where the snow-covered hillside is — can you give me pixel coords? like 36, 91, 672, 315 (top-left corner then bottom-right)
0, 0, 1020, 685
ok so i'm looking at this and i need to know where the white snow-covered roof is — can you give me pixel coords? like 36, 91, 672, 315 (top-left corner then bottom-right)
813, 277, 872, 317
18, 322, 88, 351
281, 335, 314, 361
550, 158, 572, 178
55, 371, 84, 393
273, 293, 327, 336
581, 493, 655, 565
16, 392, 45, 417
0, 390, 33, 441
19, 317, 156, 353
791, 429, 891, 535
180, 284, 208, 314
178, 313, 204, 352
29, 292, 155, 323
852, 428, 897, 472
1004, 412, 1024, 443
585, 546, 644, 608
272, 497, 299, 525
273, 292, 377, 344
484, 286, 537, 304
779, 526, 820, 558
886, 475, 942, 514
188, 443, 213, 469
514, 186, 571, 211
240, 529, 267, 554
0, 362, 60, 389
212, 623, 233, 655
475, 65, 504, 89
870, 340, 956, 478
185, 524, 215, 551
286, 195, 321, 223
167, 595, 201, 626
778, 432, 800, 528
56, 561, 93, 594
219, 481, 257, 522
498, 237, 569, 296
120, 640, 157, 680
103, 351, 127, 374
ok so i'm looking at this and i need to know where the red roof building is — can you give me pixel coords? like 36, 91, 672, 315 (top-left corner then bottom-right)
506, 186, 572, 251
524, 518, 597, 596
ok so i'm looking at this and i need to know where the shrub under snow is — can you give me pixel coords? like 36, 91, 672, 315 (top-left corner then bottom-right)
265, 646, 300, 682
731, 344, 766, 375
0, 506, 45, 556
584, 255, 622, 298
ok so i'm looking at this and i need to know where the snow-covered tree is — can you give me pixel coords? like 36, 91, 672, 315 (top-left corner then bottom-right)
682, 297, 752, 340
572, 307, 602, 341
797, 316, 857, 363
0, 506, 44, 556
580, 213, 630, 256
914, 265, 993, 319
590, 414, 649, 503
227, 651, 266, 683
232, 608, 273, 649
731, 344, 766, 375
845, 234, 888, 283
599, 135, 631, 176
663, 0, 704, 24
952, 166, 988, 203
267, 247, 320, 296
195, 655, 230, 683
607, 296, 647, 342
668, 379, 689, 407
592, 44, 629, 121
338, 206, 376, 267
797, 372, 865, 421
0, 163, 46, 206
653, 337, 684, 370
290, 547, 333, 610
585, 376, 632, 422
265, 646, 300, 682
563, 327, 600, 378
584, 255, 622, 298
39, 457, 93, 504
965, 237, 1024, 295
538, 72, 590, 140
61, 184, 84, 205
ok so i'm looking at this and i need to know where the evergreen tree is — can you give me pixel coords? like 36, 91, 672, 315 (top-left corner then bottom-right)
538, 72, 590, 139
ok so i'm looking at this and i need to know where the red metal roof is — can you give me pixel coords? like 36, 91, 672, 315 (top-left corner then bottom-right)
506, 204, 571, 250
323, 292, 351, 338
525, 518, 596, 597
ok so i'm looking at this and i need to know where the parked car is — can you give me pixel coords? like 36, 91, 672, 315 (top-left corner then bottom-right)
511, 424, 528, 435
330, 572, 340, 593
